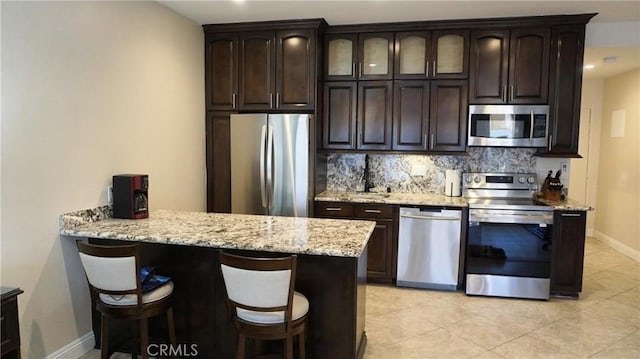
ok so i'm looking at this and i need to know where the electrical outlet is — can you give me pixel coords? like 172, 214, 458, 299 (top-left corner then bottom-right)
411, 164, 427, 177
107, 185, 113, 204
561, 162, 568, 174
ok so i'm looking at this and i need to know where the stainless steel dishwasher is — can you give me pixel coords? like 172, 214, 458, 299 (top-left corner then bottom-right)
396, 207, 462, 290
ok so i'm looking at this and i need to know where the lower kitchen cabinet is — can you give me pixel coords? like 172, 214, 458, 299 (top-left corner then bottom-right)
550, 210, 587, 297
315, 202, 398, 282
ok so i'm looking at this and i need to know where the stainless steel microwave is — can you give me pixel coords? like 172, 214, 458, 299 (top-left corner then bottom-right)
468, 105, 549, 147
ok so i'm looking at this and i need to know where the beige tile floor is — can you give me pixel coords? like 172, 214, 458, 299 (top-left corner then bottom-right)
81, 237, 639, 359
365, 237, 639, 359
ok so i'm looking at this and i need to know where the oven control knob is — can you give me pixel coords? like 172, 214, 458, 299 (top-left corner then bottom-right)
473, 176, 481, 183
527, 176, 536, 184
464, 176, 472, 183
518, 176, 526, 184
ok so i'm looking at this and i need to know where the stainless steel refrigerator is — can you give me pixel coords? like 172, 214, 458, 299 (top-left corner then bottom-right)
230, 114, 313, 217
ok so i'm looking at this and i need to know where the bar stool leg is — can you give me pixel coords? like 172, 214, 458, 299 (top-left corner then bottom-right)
298, 330, 306, 359
285, 334, 293, 359
140, 318, 149, 359
236, 333, 246, 359
167, 307, 177, 358
100, 316, 110, 359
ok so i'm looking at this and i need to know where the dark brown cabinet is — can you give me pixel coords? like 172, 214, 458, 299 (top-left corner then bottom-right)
322, 82, 357, 149
551, 211, 587, 297
358, 81, 393, 150
205, 33, 238, 111
469, 28, 550, 104
392, 80, 467, 152
322, 81, 392, 150
325, 33, 394, 81
393, 80, 430, 150
1, 288, 23, 359
239, 29, 316, 111
394, 30, 469, 80
314, 202, 398, 282
206, 111, 232, 213
544, 24, 586, 156
429, 80, 468, 151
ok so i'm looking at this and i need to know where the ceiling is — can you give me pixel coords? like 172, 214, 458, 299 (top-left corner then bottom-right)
160, 0, 640, 79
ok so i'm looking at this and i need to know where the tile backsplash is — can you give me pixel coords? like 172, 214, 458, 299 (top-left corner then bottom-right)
326, 148, 569, 194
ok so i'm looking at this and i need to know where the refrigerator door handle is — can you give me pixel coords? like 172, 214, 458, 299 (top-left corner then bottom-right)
266, 123, 274, 211
259, 124, 267, 208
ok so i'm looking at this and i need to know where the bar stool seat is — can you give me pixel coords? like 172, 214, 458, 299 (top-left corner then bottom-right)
77, 241, 176, 359
220, 251, 308, 359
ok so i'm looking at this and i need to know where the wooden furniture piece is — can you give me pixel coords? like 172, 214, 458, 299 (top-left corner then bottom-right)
469, 28, 550, 104
542, 24, 587, 157
76, 242, 177, 359
550, 210, 587, 297
315, 202, 398, 282
1, 287, 23, 359
220, 252, 308, 359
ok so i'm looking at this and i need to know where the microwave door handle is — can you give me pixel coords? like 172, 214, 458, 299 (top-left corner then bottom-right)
530, 110, 535, 139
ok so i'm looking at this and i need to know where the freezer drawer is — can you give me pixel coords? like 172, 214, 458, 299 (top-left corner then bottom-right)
397, 207, 462, 290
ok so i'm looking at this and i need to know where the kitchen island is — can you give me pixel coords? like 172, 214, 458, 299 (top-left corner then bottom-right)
60, 208, 376, 358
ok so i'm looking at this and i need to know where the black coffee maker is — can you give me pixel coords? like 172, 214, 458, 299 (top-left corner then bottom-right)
112, 174, 149, 219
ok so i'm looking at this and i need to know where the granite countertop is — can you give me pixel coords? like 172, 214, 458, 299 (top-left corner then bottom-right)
314, 191, 469, 207
315, 191, 591, 211
60, 208, 376, 257
535, 197, 593, 211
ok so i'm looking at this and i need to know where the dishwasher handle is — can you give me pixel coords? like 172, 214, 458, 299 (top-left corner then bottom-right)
400, 213, 461, 221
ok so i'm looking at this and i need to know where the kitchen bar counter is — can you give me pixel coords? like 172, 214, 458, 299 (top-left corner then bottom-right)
315, 191, 468, 207
315, 191, 592, 211
60, 208, 375, 257
60, 207, 374, 358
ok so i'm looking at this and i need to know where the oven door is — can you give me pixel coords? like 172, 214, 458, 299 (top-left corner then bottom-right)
466, 209, 553, 300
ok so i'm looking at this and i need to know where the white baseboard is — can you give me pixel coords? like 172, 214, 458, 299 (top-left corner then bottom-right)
594, 230, 640, 262
46, 331, 95, 359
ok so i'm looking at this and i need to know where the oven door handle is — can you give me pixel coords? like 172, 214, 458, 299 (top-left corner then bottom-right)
469, 213, 553, 225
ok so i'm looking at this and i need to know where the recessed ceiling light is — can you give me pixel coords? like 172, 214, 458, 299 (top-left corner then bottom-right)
584, 64, 595, 69
603, 56, 617, 63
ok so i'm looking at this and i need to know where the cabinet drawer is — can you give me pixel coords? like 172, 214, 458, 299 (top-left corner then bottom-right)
354, 205, 393, 219
315, 202, 354, 218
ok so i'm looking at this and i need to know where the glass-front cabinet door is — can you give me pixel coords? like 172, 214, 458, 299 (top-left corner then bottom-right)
358, 33, 394, 80
395, 32, 430, 79
432, 30, 469, 79
325, 34, 357, 81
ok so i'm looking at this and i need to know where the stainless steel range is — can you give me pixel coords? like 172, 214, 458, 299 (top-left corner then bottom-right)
463, 172, 553, 300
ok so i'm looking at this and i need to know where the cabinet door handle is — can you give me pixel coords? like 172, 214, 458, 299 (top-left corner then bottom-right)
270, 93, 273, 109
276, 93, 280, 109
423, 134, 428, 150
432, 60, 436, 77
360, 63, 363, 78
430, 133, 434, 150
510, 86, 514, 102
351, 132, 356, 148
352, 62, 356, 78
325, 207, 343, 211
502, 86, 507, 102
548, 134, 553, 151
360, 133, 364, 146
232, 93, 236, 109
561, 213, 582, 217
426, 60, 430, 77
364, 209, 382, 214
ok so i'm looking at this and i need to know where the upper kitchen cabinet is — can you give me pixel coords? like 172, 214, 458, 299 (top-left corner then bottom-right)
394, 30, 469, 80
543, 24, 586, 156
322, 80, 393, 150
325, 32, 394, 81
205, 33, 238, 111
204, 19, 325, 112
429, 80, 468, 152
469, 28, 550, 104
239, 29, 317, 111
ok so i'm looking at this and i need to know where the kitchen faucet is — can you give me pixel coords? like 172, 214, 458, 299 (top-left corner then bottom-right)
363, 154, 374, 192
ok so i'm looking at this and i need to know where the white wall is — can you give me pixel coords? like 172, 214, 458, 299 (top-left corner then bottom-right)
1, 2, 204, 357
